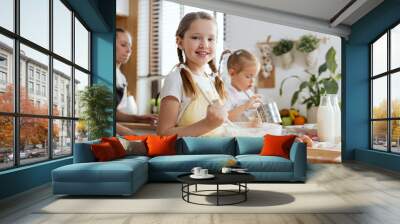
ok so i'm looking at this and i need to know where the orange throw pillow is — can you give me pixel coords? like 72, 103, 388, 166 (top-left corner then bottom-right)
101, 137, 126, 158
146, 135, 177, 157
91, 142, 117, 161
260, 134, 297, 159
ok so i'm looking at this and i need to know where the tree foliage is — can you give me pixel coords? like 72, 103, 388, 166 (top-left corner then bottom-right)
0, 85, 60, 150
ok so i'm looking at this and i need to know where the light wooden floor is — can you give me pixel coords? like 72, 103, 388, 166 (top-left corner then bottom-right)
1, 162, 400, 224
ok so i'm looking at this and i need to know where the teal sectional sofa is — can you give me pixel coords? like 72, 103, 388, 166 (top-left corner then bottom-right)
52, 137, 306, 196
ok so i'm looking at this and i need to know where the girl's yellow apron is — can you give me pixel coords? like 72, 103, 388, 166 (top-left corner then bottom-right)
176, 75, 226, 136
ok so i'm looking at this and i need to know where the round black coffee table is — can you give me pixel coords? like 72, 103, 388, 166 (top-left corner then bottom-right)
177, 173, 255, 206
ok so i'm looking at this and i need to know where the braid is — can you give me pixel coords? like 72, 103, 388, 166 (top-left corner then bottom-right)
178, 48, 197, 98
208, 59, 226, 100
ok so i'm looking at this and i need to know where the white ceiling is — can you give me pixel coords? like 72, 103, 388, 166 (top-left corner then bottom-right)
169, 0, 384, 37
223, 0, 352, 23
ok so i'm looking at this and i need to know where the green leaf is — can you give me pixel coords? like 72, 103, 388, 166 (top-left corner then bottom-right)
301, 98, 312, 104
299, 81, 309, 90
291, 91, 300, 106
326, 47, 337, 74
318, 63, 327, 75
323, 79, 339, 94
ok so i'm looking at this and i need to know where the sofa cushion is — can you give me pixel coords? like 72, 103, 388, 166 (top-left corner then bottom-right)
119, 138, 148, 156
91, 142, 118, 161
235, 137, 263, 155
260, 134, 297, 159
53, 158, 147, 183
178, 137, 236, 155
101, 137, 127, 158
148, 154, 235, 172
147, 135, 177, 157
236, 155, 293, 172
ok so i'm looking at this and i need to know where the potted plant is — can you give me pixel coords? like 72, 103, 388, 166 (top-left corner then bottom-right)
279, 47, 341, 123
272, 39, 294, 68
79, 84, 113, 140
296, 35, 320, 67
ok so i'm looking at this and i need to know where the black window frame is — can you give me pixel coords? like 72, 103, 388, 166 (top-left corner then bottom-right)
0, 0, 92, 171
370, 20, 400, 154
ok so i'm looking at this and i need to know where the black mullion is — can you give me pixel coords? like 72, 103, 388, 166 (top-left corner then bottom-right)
88, 31, 91, 74
49, 0, 53, 160
387, 30, 391, 152
0, 26, 17, 39
74, 64, 90, 75
71, 11, 75, 153
372, 118, 399, 121
371, 68, 400, 79
369, 45, 373, 149
13, 0, 20, 167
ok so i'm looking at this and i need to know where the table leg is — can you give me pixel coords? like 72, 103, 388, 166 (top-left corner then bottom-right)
217, 184, 219, 206
245, 183, 247, 201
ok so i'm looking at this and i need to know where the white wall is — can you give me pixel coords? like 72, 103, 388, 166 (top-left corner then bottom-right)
224, 15, 341, 117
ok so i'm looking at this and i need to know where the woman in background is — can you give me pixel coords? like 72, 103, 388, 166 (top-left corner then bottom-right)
116, 28, 158, 135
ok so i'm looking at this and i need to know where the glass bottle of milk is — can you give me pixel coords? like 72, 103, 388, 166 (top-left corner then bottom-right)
329, 94, 341, 144
317, 95, 334, 142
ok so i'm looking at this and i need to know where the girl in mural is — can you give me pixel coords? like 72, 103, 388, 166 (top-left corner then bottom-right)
219, 49, 263, 122
116, 28, 158, 135
157, 12, 228, 137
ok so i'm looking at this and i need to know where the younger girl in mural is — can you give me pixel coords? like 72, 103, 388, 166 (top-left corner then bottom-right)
157, 12, 228, 137
219, 49, 263, 122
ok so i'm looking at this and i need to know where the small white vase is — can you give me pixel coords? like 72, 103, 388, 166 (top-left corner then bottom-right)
305, 50, 318, 68
307, 106, 318, 123
281, 51, 293, 69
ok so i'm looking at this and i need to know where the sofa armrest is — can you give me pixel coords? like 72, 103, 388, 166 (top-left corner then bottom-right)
73, 140, 100, 163
289, 142, 307, 181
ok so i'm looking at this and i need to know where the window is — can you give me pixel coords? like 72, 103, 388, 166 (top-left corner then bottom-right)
28, 81, 34, 94
0, 54, 8, 87
0, 54, 7, 67
0, 71, 7, 86
36, 83, 40, 95
370, 23, 400, 154
42, 85, 46, 97
41, 73, 46, 82
35, 70, 41, 81
28, 67, 34, 80
0, 0, 91, 170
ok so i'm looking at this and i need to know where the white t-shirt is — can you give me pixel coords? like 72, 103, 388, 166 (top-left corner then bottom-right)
224, 84, 256, 121
160, 67, 218, 123
116, 68, 138, 115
